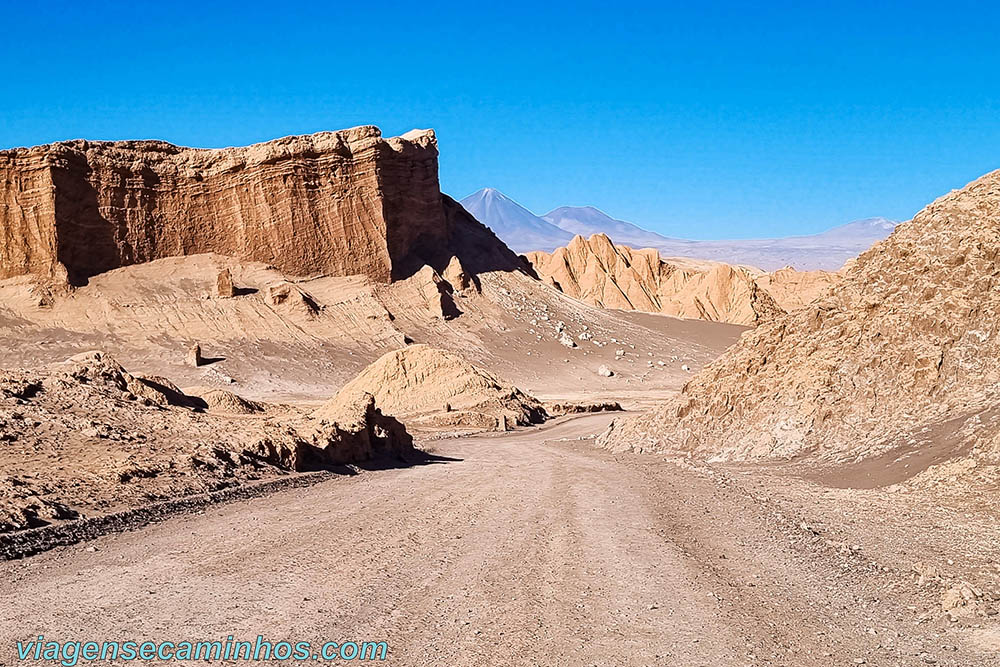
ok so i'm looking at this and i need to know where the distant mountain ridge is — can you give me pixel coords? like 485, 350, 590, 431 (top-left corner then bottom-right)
458, 188, 573, 253
459, 188, 899, 271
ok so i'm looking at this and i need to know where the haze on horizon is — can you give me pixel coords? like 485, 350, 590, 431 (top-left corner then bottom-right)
2, 1, 999, 240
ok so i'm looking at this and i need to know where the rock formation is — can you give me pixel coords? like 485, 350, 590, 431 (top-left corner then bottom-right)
525, 234, 785, 326
0, 350, 420, 533
305, 392, 413, 467
599, 169, 1000, 461
0, 126, 525, 286
318, 344, 547, 431
216, 269, 235, 298
753, 266, 842, 312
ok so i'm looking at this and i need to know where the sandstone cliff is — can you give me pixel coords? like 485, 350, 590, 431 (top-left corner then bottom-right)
599, 169, 1000, 462
525, 234, 785, 326
0, 127, 523, 285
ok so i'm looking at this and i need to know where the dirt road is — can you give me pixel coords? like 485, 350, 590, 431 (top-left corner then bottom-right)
0, 414, 994, 666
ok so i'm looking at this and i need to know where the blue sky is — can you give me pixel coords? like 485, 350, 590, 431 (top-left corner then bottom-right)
3, 1, 999, 239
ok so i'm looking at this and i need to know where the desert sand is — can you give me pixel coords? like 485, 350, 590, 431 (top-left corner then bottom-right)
2, 128, 1000, 666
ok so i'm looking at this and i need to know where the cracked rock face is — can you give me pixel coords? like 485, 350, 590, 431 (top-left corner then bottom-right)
600, 168, 1000, 461
0, 126, 447, 285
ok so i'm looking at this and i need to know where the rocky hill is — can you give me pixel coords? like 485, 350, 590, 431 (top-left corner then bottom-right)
318, 344, 547, 432
0, 351, 413, 534
599, 169, 1000, 463
0, 127, 522, 286
524, 233, 827, 326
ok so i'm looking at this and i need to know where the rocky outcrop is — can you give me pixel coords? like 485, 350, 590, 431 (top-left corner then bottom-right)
753, 266, 842, 312
0, 127, 525, 286
319, 344, 547, 431
305, 392, 413, 467
0, 350, 421, 534
525, 234, 785, 326
598, 169, 1000, 461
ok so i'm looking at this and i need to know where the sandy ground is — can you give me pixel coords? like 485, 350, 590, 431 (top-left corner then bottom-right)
0, 256, 745, 406
5, 257, 1000, 665
2, 413, 998, 666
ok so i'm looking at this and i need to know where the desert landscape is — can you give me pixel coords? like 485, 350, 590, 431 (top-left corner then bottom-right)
0, 121, 999, 667
4, 4, 1000, 663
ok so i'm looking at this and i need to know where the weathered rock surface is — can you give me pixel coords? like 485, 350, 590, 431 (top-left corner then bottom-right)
216, 269, 235, 298
525, 234, 785, 326
0, 350, 418, 534
306, 392, 412, 467
753, 266, 842, 312
599, 169, 1000, 461
319, 344, 547, 431
0, 127, 525, 286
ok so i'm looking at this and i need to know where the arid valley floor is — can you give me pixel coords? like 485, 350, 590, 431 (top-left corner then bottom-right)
3, 127, 1000, 666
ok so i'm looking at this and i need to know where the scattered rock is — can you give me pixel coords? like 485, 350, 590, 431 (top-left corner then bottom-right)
216, 269, 235, 298
188, 344, 204, 368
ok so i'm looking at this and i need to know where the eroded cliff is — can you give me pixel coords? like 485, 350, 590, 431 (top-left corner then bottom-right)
525, 234, 786, 326
1, 127, 514, 285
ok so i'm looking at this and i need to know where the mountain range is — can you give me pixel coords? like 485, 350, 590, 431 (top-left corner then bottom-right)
459, 188, 899, 271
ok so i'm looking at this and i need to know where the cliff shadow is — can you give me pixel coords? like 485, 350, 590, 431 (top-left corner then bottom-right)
51, 160, 157, 286
391, 195, 539, 283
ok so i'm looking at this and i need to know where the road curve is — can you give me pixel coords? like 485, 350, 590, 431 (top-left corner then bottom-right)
0, 414, 986, 666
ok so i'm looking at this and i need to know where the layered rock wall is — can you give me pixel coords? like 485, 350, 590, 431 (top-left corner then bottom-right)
0, 126, 447, 284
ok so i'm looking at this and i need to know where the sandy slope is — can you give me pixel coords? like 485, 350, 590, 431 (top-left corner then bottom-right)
0, 254, 745, 405
2, 414, 997, 666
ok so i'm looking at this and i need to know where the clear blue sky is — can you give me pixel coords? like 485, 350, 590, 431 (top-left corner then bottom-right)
3, 0, 999, 239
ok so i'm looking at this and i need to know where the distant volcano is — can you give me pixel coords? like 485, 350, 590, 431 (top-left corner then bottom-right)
458, 188, 574, 253
461, 187, 898, 270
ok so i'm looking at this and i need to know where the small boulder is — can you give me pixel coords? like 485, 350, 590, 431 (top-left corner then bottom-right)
188, 344, 204, 368
598, 365, 615, 377
216, 269, 235, 298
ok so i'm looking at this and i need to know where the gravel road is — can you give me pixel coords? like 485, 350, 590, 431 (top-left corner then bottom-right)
1, 414, 994, 666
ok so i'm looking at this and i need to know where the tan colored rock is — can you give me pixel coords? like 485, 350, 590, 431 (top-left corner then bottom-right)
185, 387, 265, 414
317, 344, 546, 431
305, 392, 412, 467
599, 168, 1000, 462
188, 344, 204, 368
407, 265, 457, 320
0, 126, 517, 286
216, 269, 235, 298
754, 266, 842, 311
62, 351, 175, 406
0, 349, 424, 535
266, 281, 321, 318
544, 401, 623, 416
526, 234, 785, 326
442, 255, 475, 292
